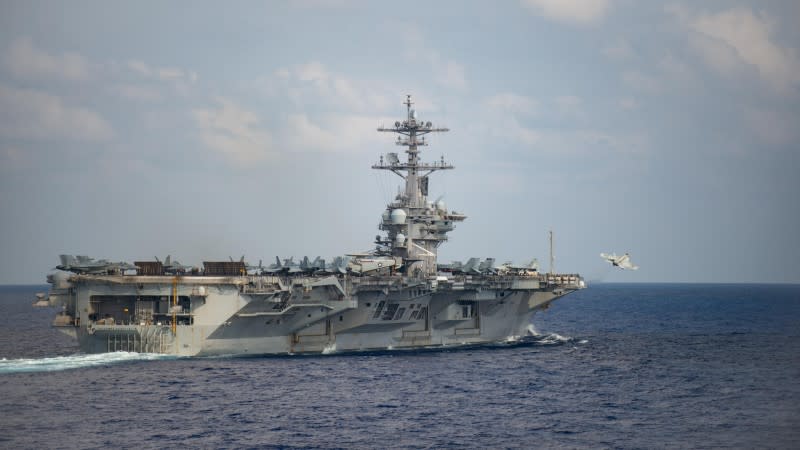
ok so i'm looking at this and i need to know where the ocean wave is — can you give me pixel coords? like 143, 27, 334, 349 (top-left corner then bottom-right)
0, 352, 176, 374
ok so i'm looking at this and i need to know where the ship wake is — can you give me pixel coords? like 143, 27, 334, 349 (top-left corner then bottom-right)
505, 324, 588, 346
0, 352, 177, 374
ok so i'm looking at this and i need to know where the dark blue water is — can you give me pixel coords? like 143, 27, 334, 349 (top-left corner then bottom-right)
1, 284, 798, 449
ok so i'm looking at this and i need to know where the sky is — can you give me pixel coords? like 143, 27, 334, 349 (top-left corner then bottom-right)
0, 0, 798, 284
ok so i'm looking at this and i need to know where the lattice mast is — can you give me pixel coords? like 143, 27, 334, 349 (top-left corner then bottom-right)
373, 95, 465, 276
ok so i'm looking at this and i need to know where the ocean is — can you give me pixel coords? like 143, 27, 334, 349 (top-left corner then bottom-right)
1, 283, 798, 449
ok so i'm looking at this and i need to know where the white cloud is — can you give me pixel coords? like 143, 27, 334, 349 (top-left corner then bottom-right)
618, 97, 639, 110
3, 36, 90, 81
286, 114, 337, 151
603, 38, 633, 60
521, 0, 609, 25
670, 5, 800, 91
286, 113, 387, 153
113, 83, 162, 102
402, 27, 468, 91
509, 119, 542, 146
192, 98, 273, 166
485, 93, 538, 114
126, 59, 197, 85
0, 85, 113, 141
657, 53, 695, 84
267, 61, 390, 112
622, 70, 661, 93
435, 60, 467, 90
295, 61, 329, 85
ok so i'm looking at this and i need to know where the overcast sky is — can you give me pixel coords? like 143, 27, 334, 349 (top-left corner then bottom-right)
1, 0, 798, 284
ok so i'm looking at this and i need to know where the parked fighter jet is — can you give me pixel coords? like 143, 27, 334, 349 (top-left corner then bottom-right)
297, 256, 325, 273
230, 256, 265, 274
497, 259, 539, 275
325, 256, 351, 274
477, 258, 496, 274
600, 252, 639, 270
437, 260, 463, 273
264, 256, 303, 274
156, 255, 194, 274
437, 257, 480, 274
57, 255, 137, 274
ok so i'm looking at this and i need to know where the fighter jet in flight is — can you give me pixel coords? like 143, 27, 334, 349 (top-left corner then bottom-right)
600, 252, 639, 270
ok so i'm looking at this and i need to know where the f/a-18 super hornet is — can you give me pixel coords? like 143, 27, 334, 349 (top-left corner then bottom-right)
497, 259, 540, 275
264, 256, 302, 274
156, 255, 194, 274
600, 252, 639, 270
56, 255, 137, 275
228, 256, 267, 275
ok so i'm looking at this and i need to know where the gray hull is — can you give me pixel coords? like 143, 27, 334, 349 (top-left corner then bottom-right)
50, 273, 582, 356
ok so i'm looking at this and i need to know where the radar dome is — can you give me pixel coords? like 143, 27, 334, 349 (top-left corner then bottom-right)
390, 209, 406, 225
395, 233, 406, 246
436, 200, 447, 212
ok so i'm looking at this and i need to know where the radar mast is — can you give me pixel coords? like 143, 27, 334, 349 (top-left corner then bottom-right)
373, 95, 465, 277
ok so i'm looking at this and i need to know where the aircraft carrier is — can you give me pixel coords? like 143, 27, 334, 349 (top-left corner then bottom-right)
41, 96, 584, 356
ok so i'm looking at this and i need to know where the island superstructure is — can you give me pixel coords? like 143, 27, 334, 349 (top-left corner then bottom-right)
41, 96, 584, 356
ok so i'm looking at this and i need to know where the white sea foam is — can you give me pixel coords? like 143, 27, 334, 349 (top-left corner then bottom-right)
0, 352, 175, 374
321, 343, 337, 355
537, 333, 572, 345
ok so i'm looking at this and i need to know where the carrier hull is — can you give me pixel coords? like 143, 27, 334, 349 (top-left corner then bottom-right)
48, 273, 582, 356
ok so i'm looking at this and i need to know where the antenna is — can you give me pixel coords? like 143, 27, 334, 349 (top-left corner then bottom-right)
549, 230, 554, 275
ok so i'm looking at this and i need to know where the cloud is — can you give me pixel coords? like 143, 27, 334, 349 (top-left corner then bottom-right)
402, 27, 468, 90
622, 70, 661, 93
618, 97, 639, 110
485, 93, 538, 114
521, 0, 609, 25
3, 36, 91, 81
285, 113, 387, 153
434, 60, 467, 90
264, 61, 390, 113
122, 59, 198, 97
112, 83, 162, 102
603, 38, 634, 60
192, 98, 273, 166
657, 53, 695, 84
0, 84, 113, 141
669, 5, 800, 91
